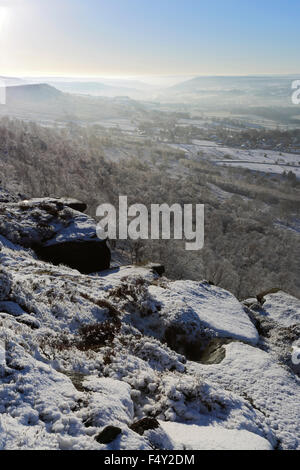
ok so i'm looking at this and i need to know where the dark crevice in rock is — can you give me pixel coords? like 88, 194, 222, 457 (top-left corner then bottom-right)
146, 263, 165, 277
35, 240, 111, 274
163, 325, 208, 361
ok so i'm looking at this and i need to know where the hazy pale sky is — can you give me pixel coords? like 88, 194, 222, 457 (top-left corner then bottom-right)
0, 0, 299, 78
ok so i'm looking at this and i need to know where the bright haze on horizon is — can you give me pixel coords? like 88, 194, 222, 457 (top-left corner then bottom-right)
0, 0, 299, 80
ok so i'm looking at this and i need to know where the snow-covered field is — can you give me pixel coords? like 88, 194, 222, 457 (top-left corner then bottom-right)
170, 141, 300, 179
0, 195, 299, 450
94, 118, 138, 134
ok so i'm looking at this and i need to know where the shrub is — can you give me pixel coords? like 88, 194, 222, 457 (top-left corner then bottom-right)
79, 293, 121, 326
77, 322, 119, 351
39, 321, 120, 359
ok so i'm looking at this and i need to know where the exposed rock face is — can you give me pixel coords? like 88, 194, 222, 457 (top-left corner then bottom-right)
130, 417, 160, 436
95, 426, 122, 444
197, 338, 232, 365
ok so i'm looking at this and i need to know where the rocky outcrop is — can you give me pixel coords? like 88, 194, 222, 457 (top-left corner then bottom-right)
104, 273, 258, 361
21, 197, 87, 213
0, 186, 22, 203
0, 196, 110, 273
245, 290, 300, 377
0, 190, 299, 451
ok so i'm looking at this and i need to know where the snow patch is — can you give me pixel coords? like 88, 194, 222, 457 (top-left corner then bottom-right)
159, 421, 273, 450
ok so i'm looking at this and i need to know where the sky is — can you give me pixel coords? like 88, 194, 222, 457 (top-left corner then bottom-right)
0, 0, 299, 79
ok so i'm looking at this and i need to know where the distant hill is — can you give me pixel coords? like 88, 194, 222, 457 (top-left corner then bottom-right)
50, 81, 143, 98
6, 83, 63, 104
0, 83, 148, 122
159, 75, 300, 110
169, 75, 299, 92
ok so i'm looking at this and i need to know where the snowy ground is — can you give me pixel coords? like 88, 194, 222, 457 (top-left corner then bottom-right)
93, 118, 138, 134
190, 341, 300, 450
159, 421, 273, 450
0, 197, 299, 450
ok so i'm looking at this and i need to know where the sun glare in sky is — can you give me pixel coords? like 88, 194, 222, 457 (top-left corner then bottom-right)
0, 6, 9, 28
0, 0, 299, 78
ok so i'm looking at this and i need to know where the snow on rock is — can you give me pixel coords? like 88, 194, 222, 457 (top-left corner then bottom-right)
82, 377, 134, 426
245, 291, 300, 376
190, 342, 300, 450
0, 199, 96, 247
149, 280, 259, 347
44, 212, 99, 246
260, 291, 300, 328
22, 197, 87, 213
0, 199, 110, 273
159, 421, 273, 450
